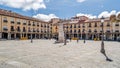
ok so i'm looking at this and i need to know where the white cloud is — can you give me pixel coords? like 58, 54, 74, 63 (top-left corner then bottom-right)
77, 0, 86, 3
76, 13, 97, 19
33, 14, 59, 22
98, 10, 116, 18
0, 0, 46, 11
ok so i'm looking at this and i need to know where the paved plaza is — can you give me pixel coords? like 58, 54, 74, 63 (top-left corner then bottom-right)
0, 39, 120, 68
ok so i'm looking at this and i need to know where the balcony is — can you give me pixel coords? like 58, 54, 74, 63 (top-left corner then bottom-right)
23, 23, 26, 25
37, 30, 39, 32
17, 29, 21, 32
115, 30, 119, 32
11, 21, 14, 24
3, 20, 8, 23
33, 30, 36, 32
33, 24, 36, 26
88, 30, 91, 33
88, 25, 91, 27
11, 29, 15, 31
23, 30, 26, 32
28, 30, 31, 32
78, 31, 81, 33
41, 25, 43, 27
94, 30, 97, 33
106, 30, 110, 33
107, 24, 110, 27
74, 26, 76, 28
3, 28, 8, 31
94, 25, 97, 27
115, 24, 119, 26
37, 25, 39, 27
82, 26, 85, 28
17, 22, 21, 24
28, 23, 31, 26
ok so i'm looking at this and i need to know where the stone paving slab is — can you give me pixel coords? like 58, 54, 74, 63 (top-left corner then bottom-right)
0, 39, 120, 68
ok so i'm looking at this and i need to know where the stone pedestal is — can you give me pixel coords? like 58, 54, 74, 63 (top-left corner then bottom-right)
58, 23, 65, 43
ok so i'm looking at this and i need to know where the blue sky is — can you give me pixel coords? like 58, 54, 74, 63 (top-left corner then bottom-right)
0, 0, 120, 21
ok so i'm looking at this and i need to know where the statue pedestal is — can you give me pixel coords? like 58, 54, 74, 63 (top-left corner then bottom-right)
55, 23, 65, 43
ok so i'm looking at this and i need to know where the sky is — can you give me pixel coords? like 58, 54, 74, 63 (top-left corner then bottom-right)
0, 0, 120, 22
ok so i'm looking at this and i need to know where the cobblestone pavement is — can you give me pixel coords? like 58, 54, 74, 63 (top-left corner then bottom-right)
0, 39, 120, 68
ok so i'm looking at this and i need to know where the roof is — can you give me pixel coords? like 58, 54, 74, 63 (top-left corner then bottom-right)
0, 9, 47, 23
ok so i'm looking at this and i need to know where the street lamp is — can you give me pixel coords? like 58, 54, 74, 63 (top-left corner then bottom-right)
100, 16, 112, 62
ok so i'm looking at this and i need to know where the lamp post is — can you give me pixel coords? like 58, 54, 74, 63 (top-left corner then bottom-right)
100, 16, 112, 62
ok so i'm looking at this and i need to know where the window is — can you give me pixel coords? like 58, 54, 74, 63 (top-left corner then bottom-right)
17, 26, 20, 32
74, 30, 76, 33
94, 29, 97, 32
74, 24, 76, 28
88, 23, 91, 27
28, 27, 31, 32
37, 28, 39, 32
23, 20, 26, 25
17, 19, 21, 24
82, 24, 85, 28
78, 29, 81, 33
78, 25, 80, 28
94, 23, 97, 27
11, 18, 14, 24
3, 17, 8, 22
28, 21, 31, 26
11, 26, 14, 31
3, 26, 8, 31
33, 22, 35, 26
33, 28, 36, 32
89, 29, 91, 32
37, 23, 39, 27
23, 27, 26, 32
107, 22, 110, 27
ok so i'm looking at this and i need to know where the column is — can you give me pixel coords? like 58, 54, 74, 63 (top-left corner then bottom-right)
92, 34, 94, 40
8, 33, 11, 40
35, 34, 37, 39
14, 33, 16, 39
98, 33, 100, 40
39, 34, 41, 39
86, 33, 88, 40
20, 34, 22, 39
81, 33, 82, 40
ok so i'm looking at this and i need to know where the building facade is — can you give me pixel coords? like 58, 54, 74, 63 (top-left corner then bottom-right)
0, 9, 120, 41
0, 9, 52, 40
52, 16, 120, 41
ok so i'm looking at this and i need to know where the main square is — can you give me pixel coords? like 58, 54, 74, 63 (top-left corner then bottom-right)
0, 0, 120, 68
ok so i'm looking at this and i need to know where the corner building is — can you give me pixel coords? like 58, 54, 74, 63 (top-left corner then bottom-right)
52, 16, 120, 41
0, 9, 52, 39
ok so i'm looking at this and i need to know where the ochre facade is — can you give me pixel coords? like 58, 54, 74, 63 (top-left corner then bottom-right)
0, 9, 120, 41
